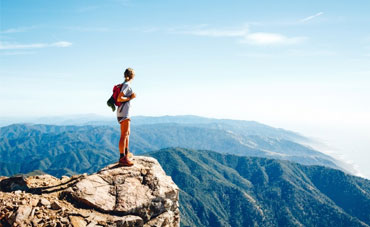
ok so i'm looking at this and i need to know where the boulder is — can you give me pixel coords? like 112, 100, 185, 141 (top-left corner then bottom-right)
69, 156, 180, 223
0, 156, 180, 227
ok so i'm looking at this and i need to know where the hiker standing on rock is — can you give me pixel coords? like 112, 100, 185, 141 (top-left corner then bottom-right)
117, 68, 136, 166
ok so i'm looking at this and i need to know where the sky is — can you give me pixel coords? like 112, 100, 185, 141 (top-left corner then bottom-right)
1, 0, 370, 177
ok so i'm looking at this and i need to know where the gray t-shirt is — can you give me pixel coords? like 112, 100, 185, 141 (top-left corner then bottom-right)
116, 82, 133, 122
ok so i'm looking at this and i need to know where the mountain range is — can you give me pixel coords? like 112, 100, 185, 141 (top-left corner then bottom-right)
1, 116, 369, 226
0, 116, 348, 177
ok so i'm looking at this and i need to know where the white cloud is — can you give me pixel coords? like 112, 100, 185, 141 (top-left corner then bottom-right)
131, 27, 161, 33
177, 26, 249, 37
65, 26, 111, 32
242, 33, 306, 45
173, 25, 305, 46
51, 41, 72, 47
0, 41, 72, 50
0, 26, 36, 34
239, 49, 335, 58
300, 12, 324, 23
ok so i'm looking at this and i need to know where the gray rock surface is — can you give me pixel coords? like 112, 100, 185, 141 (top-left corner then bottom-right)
0, 156, 180, 227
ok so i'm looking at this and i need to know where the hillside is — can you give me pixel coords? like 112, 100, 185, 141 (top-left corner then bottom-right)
0, 124, 117, 176
149, 148, 370, 227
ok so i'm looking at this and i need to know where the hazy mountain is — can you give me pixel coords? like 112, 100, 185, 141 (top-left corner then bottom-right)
149, 148, 370, 227
0, 114, 114, 127
132, 115, 306, 141
0, 118, 346, 176
131, 122, 341, 170
0, 115, 310, 142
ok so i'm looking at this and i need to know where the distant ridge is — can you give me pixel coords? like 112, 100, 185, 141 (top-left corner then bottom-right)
0, 116, 350, 176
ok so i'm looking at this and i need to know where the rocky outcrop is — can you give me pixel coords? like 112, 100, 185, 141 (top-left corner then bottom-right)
0, 156, 180, 227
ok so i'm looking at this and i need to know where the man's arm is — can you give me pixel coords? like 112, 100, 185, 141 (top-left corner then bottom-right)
117, 92, 136, 102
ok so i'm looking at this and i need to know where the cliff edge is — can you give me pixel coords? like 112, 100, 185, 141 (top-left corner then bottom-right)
0, 156, 180, 227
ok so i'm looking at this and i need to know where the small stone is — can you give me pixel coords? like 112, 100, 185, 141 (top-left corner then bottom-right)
114, 215, 144, 227
51, 201, 62, 210
60, 217, 69, 224
38, 198, 51, 207
97, 220, 106, 225
14, 190, 22, 195
86, 220, 98, 227
79, 210, 90, 218
69, 216, 87, 227
61, 176, 70, 182
14, 205, 32, 224
164, 198, 173, 209
90, 214, 106, 223
30, 198, 39, 207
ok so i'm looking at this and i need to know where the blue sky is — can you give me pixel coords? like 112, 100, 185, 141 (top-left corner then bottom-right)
1, 0, 370, 177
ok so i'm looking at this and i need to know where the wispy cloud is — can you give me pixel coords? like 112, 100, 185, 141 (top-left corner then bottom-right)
285, 49, 335, 57
0, 41, 72, 50
242, 33, 306, 45
300, 12, 324, 23
172, 25, 305, 46
0, 26, 37, 34
175, 26, 249, 37
0, 51, 36, 56
239, 49, 335, 58
65, 26, 111, 32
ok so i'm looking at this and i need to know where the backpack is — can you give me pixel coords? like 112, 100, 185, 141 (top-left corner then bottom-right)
107, 83, 124, 112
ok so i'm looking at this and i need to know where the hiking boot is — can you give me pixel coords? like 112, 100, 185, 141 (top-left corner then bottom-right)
125, 148, 133, 158
119, 156, 134, 167
119, 153, 125, 163
126, 151, 133, 158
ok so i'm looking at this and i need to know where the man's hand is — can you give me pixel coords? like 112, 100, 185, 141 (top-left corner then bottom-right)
130, 93, 137, 99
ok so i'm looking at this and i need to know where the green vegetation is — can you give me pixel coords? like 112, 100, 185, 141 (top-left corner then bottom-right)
149, 148, 370, 227
0, 124, 117, 177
